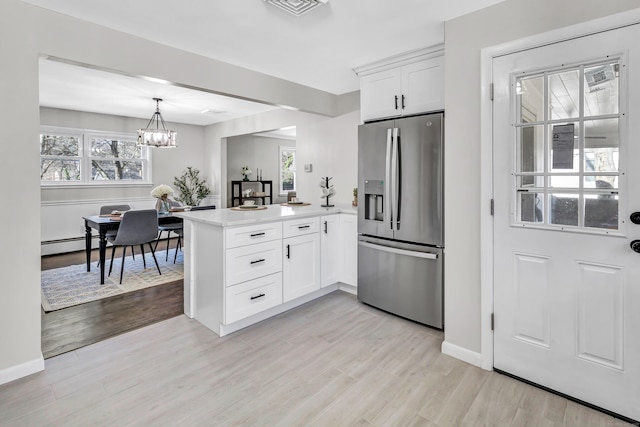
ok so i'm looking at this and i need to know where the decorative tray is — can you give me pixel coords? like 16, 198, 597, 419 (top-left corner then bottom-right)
230, 205, 268, 211
280, 202, 311, 207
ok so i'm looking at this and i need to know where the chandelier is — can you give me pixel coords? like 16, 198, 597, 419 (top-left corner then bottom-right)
137, 98, 177, 148
263, 0, 328, 16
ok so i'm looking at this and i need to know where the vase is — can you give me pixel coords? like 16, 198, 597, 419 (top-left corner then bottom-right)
352, 197, 357, 207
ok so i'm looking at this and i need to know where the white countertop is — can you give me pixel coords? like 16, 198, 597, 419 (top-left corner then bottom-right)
174, 203, 357, 228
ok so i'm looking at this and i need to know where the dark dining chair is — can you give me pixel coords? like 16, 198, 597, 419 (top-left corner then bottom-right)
98, 204, 134, 266
107, 209, 161, 284
167, 205, 216, 263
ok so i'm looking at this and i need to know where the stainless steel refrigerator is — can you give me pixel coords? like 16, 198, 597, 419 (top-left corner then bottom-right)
357, 112, 443, 329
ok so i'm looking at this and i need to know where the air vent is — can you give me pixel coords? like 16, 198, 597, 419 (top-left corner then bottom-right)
263, 0, 328, 16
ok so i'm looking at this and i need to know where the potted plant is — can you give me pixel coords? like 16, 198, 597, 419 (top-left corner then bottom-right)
173, 167, 212, 207
352, 187, 358, 207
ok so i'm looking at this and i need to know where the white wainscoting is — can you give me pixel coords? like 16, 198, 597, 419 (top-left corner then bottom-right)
41, 197, 154, 255
41, 195, 222, 255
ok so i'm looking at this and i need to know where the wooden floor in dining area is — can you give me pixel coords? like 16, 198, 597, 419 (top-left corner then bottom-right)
41, 240, 184, 359
7, 291, 632, 426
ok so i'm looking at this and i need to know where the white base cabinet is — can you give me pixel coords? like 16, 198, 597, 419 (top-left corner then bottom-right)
283, 233, 320, 302
185, 210, 356, 336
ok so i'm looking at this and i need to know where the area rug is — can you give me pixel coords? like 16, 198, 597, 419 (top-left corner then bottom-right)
41, 249, 184, 312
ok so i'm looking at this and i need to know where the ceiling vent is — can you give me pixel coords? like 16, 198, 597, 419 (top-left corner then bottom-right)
263, 0, 328, 16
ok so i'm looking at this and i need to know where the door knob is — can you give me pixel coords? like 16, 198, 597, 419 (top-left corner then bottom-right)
630, 240, 640, 253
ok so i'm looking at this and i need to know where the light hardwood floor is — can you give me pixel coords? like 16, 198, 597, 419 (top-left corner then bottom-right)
2, 292, 632, 426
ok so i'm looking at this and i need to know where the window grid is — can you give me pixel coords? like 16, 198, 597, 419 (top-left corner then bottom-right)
512, 59, 622, 232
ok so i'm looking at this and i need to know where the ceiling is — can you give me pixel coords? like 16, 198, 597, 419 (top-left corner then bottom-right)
28, 0, 506, 126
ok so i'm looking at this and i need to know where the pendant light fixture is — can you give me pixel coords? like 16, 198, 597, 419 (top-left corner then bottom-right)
137, 98, 177, 148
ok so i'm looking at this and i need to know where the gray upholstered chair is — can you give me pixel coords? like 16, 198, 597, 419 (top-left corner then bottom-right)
98, 204, 135, 265
107, 209, 161, 284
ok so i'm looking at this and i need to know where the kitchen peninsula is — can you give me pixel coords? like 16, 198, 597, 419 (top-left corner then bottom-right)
175, 204, 357, 336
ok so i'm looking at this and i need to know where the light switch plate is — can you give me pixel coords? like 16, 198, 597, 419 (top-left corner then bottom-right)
304, 164, 312, 172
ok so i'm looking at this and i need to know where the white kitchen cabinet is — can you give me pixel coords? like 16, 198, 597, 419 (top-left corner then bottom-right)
283, 232, 320, 302
225, 272, 283, 324
320, 214, 341, 287
356, 46, 444, 122
340, 213, 358, 287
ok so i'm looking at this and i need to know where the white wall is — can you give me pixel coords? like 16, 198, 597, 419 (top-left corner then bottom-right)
205, 106, 359, 209
227, 134, 295, 206
0, 0, 345, 384
443, 0, 640, 358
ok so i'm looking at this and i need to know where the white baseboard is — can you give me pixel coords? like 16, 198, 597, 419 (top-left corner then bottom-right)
441, 341, 483, 369
338, 283, 357, 295
0, 355, 45, 386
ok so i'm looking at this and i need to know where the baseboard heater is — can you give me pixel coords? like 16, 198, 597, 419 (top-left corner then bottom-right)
41, 236, 96, 245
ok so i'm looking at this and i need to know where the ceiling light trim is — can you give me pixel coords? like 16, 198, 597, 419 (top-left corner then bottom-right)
263, 0, 328, 16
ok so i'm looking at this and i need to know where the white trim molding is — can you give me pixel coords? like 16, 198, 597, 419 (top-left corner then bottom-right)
0, 355, 45, 386
479, 9, 640, 372
442, 341, 482, 368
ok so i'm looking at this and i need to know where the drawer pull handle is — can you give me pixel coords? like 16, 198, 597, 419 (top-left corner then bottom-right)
324, 221, 328, 234
286, 244, 290, 259
298, 225, 310, 230
250, 293, 266, 300
250, 232, 266, 237
250, 259, 265, 265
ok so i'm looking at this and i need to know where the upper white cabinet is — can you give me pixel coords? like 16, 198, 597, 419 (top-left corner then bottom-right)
355, 46, 444, 123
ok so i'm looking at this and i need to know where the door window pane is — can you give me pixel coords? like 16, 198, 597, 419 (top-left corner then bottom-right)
519, 192, 544, 223
549, 122, 579, 172
584, 119, 619, 173
549, 175, 579, 188
517, 126, 544, 173
584, 63, 619, 117
549, 69, 580, 120
584, 195, 618, 230
517, 75, 544, 123
517, 175, 544, 188
549, 194, 579, 226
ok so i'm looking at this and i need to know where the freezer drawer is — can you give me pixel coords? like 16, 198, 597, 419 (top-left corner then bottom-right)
357, 237, 443, 329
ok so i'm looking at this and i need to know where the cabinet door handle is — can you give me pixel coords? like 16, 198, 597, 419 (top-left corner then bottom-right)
286, 244, 290, 259
250, 293, 266, 300
298, 225, 310, 230
324, 221, 328, 234
401, 94, 405, 109
250, 259, 265, 265
394, 95, 398, 110
250, 232, 265, 237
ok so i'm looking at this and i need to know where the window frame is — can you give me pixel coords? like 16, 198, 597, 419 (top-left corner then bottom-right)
40, 126, 153, 188
278, 146, 296, 196
510, 56, 626, 235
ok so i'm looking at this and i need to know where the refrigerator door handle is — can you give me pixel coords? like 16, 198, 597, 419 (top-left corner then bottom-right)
385, 128, 393, 230
391, 127, 400, 231
358, 240, 438, 260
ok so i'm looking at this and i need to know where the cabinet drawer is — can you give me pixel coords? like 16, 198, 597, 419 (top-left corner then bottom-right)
225, 240, 282, 286
225, 272, 283, 324
226, 222, 282, 249
282, 217, 320, 238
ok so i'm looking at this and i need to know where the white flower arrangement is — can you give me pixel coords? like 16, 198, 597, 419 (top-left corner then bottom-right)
151, 184, 174, 199
241, 166, 252, 180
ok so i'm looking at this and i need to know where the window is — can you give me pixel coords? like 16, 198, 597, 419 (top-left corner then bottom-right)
40, 127, 151, 186
279, 146, 296, 195
513, 59, 622, 232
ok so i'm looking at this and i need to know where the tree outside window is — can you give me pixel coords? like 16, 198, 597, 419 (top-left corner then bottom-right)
279, 146, 296, 195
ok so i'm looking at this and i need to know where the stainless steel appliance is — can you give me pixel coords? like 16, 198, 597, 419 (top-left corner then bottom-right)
357, 112, 443, 329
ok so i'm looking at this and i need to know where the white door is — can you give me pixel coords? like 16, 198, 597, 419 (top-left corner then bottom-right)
493, 24, 640, 421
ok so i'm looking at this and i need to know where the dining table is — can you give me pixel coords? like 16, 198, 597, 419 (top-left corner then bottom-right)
83, 212, 183, 284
